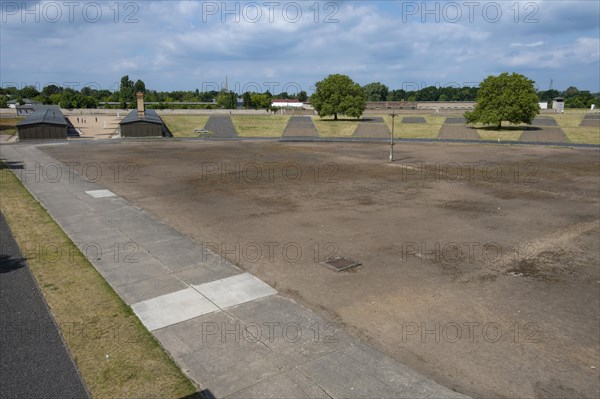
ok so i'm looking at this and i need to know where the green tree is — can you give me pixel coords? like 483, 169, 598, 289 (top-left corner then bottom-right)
133, 79, 146, 94
312, 74, 366, 120
298, 91, 308, 102
465, 72, 540, 130
242, 92, 252, 108
363, 82, 389, 101
119, 75, 134, 108
216, 91, 237, 109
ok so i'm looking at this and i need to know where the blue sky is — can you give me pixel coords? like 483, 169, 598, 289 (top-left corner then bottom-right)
1, 1, 599, 94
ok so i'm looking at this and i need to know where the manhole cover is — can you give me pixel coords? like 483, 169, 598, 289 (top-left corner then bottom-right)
321, 257, 361, 272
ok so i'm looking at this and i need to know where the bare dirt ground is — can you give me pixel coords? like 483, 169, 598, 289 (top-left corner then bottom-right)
42, 141, 600, 398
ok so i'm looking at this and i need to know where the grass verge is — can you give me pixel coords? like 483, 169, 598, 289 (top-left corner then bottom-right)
562, 127, 600, 145
231, 115, 290, 137
386, 115, 445, 138
0, 162, 197, 398
162, 115, 210, 137
312, 117, 360, 137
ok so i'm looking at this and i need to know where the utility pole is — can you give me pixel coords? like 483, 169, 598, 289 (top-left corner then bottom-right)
389, 111, 397, 162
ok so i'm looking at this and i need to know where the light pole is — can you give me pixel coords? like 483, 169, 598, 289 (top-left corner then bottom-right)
389, 111, 397, 163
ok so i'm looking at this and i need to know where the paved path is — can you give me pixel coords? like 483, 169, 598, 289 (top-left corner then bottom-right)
520, 127, 567, 143
282, 116, 319, 137
437, 124, 480, 140
204, 116, 238, 138
353, 117, 391, 138
0, 212, 90, 399
0, 143, 468, 399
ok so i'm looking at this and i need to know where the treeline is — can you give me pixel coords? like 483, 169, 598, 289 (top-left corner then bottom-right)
1, 75, 598, 109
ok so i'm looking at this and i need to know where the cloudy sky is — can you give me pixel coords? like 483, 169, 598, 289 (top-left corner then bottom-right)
1, 1, 598, 94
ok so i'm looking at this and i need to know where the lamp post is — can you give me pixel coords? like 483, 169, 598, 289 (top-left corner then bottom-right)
389, 111, 397, 163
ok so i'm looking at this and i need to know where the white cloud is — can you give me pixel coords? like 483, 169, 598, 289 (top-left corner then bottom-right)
510, 41, 544, 48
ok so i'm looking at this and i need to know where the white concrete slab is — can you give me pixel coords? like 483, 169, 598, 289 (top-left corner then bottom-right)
193, 272, 276, 309
85, 189, 116, 198
131, 287, 219, 331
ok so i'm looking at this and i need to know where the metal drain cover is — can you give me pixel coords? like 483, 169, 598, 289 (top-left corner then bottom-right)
322, 257, 361, 272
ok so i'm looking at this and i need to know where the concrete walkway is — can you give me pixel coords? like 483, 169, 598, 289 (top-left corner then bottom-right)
0, 212, 90, 399
204, 116, 238, 138
0, 142, 468, 399
282, 116, 319, 138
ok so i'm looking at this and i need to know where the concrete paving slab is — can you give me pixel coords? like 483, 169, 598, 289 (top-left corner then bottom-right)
297, 341, 468, 398
56, 213, 113, 235
176, 263, 240, 286
144, 237, 240, 274
227, 296, 356, 367
85, 189, 116, 198
112, 273, 189, 305
132, 287, 219, 331
100, 257, 174, 288
114, 215, 179, 246
155, 311, 284, 398
193, 273, 276, 309
226, 369, 330, 399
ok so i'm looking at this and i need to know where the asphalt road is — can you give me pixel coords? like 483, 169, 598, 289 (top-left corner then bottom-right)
0, 212, 89, 399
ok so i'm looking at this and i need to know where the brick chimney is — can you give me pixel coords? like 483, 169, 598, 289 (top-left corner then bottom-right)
136, 92, 145, 117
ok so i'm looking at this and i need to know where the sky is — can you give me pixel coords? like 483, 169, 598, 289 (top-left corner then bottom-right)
1, 0, 599, 94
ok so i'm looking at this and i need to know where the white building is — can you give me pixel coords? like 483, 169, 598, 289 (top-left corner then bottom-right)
271, 99, 304, 108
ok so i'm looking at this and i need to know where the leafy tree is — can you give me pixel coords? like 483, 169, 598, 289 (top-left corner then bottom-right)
242, 92, 252, 109
21, 85, 40, 100
119, 75, 134, 107
363, 82, 389, 101
465, 72, 539, 130
298, 90, 308, 102
312, 74, 366, 120
42, 84, 63, 96
216, 91, 237, 109
133, 79, 146, 94
538, 89, 560, 103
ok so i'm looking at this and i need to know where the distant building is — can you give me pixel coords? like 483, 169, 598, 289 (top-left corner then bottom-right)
272, 99, 304, 108
16, 105, 68, 140
119, 93, 173, 137
552, 97, 565, 113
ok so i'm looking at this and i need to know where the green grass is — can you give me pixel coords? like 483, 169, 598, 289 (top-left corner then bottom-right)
312, 117, 360, 137
161, 112, 598, 143
231, 115, 290, 137
385, 115, 444, 138
550, 110, 599, 144
0, 117, 24, 135
563, 127, 600, 145
0, 162, 197, 398
161, 115, 209, 137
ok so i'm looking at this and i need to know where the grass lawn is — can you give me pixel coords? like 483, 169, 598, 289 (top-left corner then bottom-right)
0, 162, 197, 398
563, 127, 600, 145
161, 115, 209, 137
312, 117, 360, 137
231, 115, 290, 137
162, 111, 598, 143
552, 110, 599, 144
386, 115, 445, 138
0, 117, 24, 135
